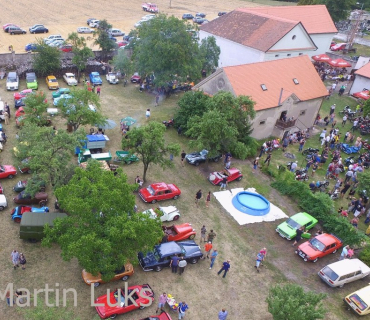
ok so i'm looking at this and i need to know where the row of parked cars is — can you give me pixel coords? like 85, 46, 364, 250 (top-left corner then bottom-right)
3, 23, 49, 35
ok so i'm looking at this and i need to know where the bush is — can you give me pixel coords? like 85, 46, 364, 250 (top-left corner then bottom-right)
359, 245, 370, 267
271, 175, 366, 247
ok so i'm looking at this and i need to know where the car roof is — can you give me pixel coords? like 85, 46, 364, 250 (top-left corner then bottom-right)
315, 233, 339, 246
150, 182, 170, 191
291, 212, 315, 224
324, 258, 370, 275
159, 206, 178, 214
65, 73, 74, 77
91, 72, 100, 75
47, 75, 56, 79
225, 168, 240, 174
156, 241, 182, 257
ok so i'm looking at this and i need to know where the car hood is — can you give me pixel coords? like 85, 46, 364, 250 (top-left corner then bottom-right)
177, 240, 202, 258
95, 293, 121, 315
276, 222, 296, 238
298, 242, 320, 258
3, 165, 16, 172
138, 251, 159, 268
185, 152, 202, 160
139, 188, 151, 199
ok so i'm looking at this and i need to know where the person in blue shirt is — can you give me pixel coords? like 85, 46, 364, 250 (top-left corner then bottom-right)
178, 301, 188, 319
217, 260, 231, 278
170, 255, 180, 273
218, 308, 228, 320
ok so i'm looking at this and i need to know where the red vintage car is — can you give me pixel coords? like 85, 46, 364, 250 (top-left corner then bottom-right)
15, 107, 25, 118
0, 165, 17, 179
95, 284, 154, 319
139, 182, 181, 204
140, 311, 172, 320
162, 223, 196, 241
208, 168, 243, 186
59, 44, 73, 52
295, 233, 343, 263
13, 89, 33, 101
0, 183, 3, 194
13, 191, 48, 206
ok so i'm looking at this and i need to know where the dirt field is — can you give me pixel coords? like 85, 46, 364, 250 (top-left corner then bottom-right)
0, 0, 263, 53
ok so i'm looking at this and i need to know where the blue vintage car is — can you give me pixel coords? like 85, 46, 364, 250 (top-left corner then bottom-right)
89, 72, 102, 86
11, 205, 49, 223
53, 94, 72, 106
138, 240, 203, 272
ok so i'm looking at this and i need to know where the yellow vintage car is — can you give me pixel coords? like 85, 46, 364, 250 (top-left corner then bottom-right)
82, 263, 134, 287
45, 75, 59, 90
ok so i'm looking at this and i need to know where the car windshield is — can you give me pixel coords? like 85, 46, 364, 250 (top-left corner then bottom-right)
147, 186, 155, 195
321, 266, 338, 281
350, 294, 368, 311
309, 238, 325, 251
177, 244, 187, 255
7, 77, 16, 82
153, 249, 161, 261
67, 75, 74, 79
286, 218, 301, 230
49, 79, 57, 82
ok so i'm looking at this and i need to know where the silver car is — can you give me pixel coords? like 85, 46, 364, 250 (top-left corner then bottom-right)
77, 26, 94, 34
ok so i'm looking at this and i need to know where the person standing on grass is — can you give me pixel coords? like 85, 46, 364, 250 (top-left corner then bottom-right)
218, 308, 228, 320
206, 191, 211, 208
217, 260, 231, 278
340, 245, 349, 260
207, 229, 216, 243
351, 119, 359, 132
292, 226, 305, 246
5, 102, 10, 118
4, 111, 9, 125
311, 162, 318, 177
96, 86, 101, 96
298, 138, 305, 152
342, 114, 348, 126
209, 249, 218, 269
330, 104, 336, 115
220, 176, 228, 191
145, 108, 150, 120
156, 292, 167, 314
19, 253, 26, 270
255, 251, 265, 273
253, 157, 259, 170
178, 301, 188, 319
264, 153, 271, 166
181, 150, 186, 167
155, 94, 160, 107
290, 161, 297, 172
170, 255, 179, 273
11, 250, 19, 269
178, 257, 187, 275
282, 137, 288, 151
200, 225, 207, 243
195, 189, 202, 207
204, 241, 213, 259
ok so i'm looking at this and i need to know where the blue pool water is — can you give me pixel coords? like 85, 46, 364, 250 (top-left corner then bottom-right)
232, 191, 270, 216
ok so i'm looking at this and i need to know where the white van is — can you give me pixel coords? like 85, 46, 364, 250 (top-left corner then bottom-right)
318, 259, 370, 287
6, 72, 19, 91
44, 35, 63, 43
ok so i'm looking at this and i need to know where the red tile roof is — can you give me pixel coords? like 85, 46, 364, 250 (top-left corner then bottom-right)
355, 62, 370, 78
200, 10, 299, 52
241, 5, 337, 34
222, 55, 328, 111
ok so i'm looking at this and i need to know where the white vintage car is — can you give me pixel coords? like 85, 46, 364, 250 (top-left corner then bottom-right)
142, 206, 180, 222
63, 73, 77, 86
106, 72, 119, 84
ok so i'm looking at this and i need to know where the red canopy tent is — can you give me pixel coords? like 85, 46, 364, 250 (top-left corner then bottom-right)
352, 90, 370, 100
327, 59, 352, 68
312, 54, 330, 62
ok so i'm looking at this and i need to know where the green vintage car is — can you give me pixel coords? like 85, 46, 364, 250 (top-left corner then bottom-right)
52, 88, 70, 99
276, 212, 318, 240
26, 72, 38, 90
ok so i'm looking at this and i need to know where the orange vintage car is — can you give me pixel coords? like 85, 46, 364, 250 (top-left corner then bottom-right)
82, 263, 134, 287
162, 223, 196, 241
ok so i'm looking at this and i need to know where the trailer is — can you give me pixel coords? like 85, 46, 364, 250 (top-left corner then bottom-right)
75, 134, 110, 154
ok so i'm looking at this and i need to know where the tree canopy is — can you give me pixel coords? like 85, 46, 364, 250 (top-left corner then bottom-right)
178, 91, 256, 159
67, 32, 94, 82
266, 283, 327, 320
21, 91, 51, 127
13, 124, 85, 191
93, 19, 117, 55
111, 50, 134, 77
43, 161, 163, 280
32, 39, 61, 76
199, 36, 221, 75
57, 87, 106, 131
122, 122, 181, 181
133, 14, 219, 86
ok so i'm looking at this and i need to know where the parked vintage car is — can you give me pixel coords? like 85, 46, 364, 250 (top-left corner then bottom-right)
139, 183, 181, 204
0, 194, 8, 210
63, 73, 77, 86
18, 157, 32, 173
344, 284, 370, 316
185, 149, 221, 166
140, 311, 172, 320
208, 168, 243, 185
94, 284, 154, 319
11, 205, 49, 223
330, 42, 347, 51
130, 72, 141, 83
14, 97, 26, 109
52, 88, 70, 99
45, 75, 59, 90
0, 165, 17, 179
15, 107, 25, 118
276, 212, 318, 240
14, 89, 33, 101
89, 72, 102, 85
0, 183, 3, 194
82, 263, 134, 287
142, 206, 180, 222
295, 233, 343, 263
138, 240, 203, 271
13, 177, 46, 193
53, 94, 72, 106
162, 223, 196, 241
13, 191, 48, 206
26, 72, 38, 90
106, 72, 119, 84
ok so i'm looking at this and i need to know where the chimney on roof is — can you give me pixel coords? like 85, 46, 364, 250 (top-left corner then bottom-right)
278, 88, 283, 106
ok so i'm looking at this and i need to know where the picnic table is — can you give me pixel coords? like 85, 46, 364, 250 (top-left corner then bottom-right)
166, 294, 179, 313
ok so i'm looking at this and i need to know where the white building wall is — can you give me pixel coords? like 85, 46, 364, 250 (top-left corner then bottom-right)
268, 25, 315, 51
309, 33, 336, 55
349, 75, 370, 94
199, 31, 264, 67
355, 58, 370, 70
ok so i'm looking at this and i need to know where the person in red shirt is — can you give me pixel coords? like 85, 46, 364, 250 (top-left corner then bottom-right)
204, 241, 213, 259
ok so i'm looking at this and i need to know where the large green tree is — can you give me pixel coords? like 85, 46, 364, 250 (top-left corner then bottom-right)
363, 99, 370, 117
199, 36, 221, 75
13, 124, 85, 191
185, 91, 256, 159
133, 14, 203, 86
32, 39, 61, 76
43, 161, 163, 280
357, 170, 370, 193
111, 50, 134, 78
67, 32, 94, 82
58, 88, 106, 131
266, 283, 327, 320
22, 91, 51, 127
122, 122, 181, 181
93, 19, 116, 56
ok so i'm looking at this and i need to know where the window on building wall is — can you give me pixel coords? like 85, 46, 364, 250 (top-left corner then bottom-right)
261, 84, 267, 91
299, 53, 303, 55
287, 54, 291, 57
300, 110, 306, 116
259, 120, 266, 125
292, 35, 296, 40
275, 54, 279, 57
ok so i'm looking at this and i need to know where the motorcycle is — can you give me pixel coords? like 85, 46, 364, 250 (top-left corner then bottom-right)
295, 168, 309, 181
316, 179, 330, 191
344, 156, 355, 167
302, 147, 319, 156
162, 119, 174, 128
339, 106, 356, 118
329, 189, 340, 200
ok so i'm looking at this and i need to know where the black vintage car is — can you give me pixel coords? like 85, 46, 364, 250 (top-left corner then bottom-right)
138, 240, 203, 272
185, 149, 222, 166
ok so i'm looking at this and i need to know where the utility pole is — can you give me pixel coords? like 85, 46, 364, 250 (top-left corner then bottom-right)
347, 4, 364, 49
